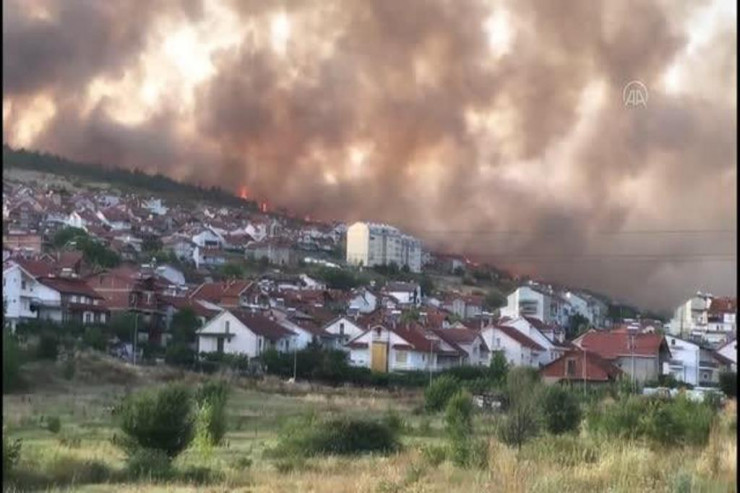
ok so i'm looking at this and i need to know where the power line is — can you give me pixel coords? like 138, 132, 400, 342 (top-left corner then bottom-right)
414, 228, 737, 236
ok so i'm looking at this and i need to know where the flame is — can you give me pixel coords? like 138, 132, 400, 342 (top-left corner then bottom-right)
260, 201, 269, 213
239, 185, 249, 200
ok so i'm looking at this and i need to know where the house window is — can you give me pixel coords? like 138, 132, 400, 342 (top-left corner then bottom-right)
565, 358, 577, 377
396, 351, 408, 364
225, 320, 230, 334
339, 322, 345, 335
84, 312, 92, 324
496, 337, 501, 347
217, 337, 225, 354
21, 280, 26, 290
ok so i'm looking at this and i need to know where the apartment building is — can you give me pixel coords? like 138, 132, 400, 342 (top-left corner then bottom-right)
345, 222, 422, 273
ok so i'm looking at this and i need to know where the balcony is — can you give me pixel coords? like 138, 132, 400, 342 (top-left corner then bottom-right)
698, 361, 719, 370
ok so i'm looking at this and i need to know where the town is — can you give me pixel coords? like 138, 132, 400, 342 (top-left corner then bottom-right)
3, 157, 736, 389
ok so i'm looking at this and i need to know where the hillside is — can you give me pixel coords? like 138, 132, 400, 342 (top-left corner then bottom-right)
3, 146, 257, 210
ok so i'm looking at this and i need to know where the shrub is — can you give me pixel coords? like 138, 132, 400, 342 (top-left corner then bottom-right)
445, 391, 474, 441
3, 331, 23, 393
382, 409, 406, 434
2, 431, 21, 473
498, 399, 539, 449
425, 375, 460, 412
165, 343, 195, 368
46, 415, 62, 434
505, 367, 541, 407
82, 326, 107, 351
36, 331, 59, 360
719, 371, 737, 398
125, 448, 173, 481
275, 416, 400, 457
420, 444, 447, 466
62, 358, 76, 380
194, 380, 229, 447
541, 385, 582, 435
116, 383, 194, 459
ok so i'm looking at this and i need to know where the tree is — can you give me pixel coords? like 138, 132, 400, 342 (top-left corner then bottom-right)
719, 371, 737, 398
109, 312, 138, 343
498, 397, 539, 449
141, 236, 163, 253
219, 263, 244, 279
419, 275, 435, 297
170, 308, 201, 345
541, 385, 582, 434
488, 351, 509, 384
483, 291, 506, 311
52, 227, 87, 249
567, 313, 590, 340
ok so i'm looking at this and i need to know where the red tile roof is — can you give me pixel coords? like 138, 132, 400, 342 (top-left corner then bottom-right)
39, 277, 103, 298
578, 331, 668, 359
13, 258, 54, 278
540, 348, 623, 382
495, 325, 545, 351
232, 310, 295, 342
708, 297, 737, 315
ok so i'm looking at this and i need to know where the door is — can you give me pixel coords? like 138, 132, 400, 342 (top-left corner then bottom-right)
371, 341, 388, 373
217, 337, 225, 354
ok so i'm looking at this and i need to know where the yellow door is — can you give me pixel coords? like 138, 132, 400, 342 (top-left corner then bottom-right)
371, 342, 388, 373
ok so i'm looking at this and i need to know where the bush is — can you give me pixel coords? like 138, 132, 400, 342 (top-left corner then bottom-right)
586, 395, 716, 446
36, 332, 59, 360
82, 326, 107, 351
3, 431, 21, 473
125, 448, 173, 481
381, 409, 406, 434
498, 399, 539, 449
719, 371, 737, 398
506, 367, 541, 408
541, 385, 582, 435
275, 416, 400, 457
62, 358, 76, 380
3, 331, 23, 393
165, 343, 195, 368
445, 391, 474, 441
116, 383, 195, 459
46, 415, 62, 434
425, 375, 460, 412
194, 380, 229, 446
420, 444, 447, 466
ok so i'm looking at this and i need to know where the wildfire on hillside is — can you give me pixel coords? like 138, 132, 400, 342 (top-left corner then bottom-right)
238, 185, 249, 200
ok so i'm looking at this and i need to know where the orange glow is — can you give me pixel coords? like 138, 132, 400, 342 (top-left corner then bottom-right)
239, 185, 249, 199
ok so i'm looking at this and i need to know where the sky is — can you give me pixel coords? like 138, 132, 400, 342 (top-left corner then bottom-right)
2, 0, 737, 311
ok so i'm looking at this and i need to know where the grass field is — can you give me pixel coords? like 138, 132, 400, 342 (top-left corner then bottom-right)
3, 354, 737, 492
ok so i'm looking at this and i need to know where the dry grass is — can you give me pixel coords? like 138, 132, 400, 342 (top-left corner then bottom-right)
3, 355, 737, 492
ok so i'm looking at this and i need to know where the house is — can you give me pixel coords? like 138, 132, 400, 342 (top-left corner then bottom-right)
245, 238, 297, 266
189, 280, 256, 310
574, 328, 671, 383
540, 347, 623, 385
162, 235, 196, 262
431, 328, 489, 366
481, 324, 545, 368
273, 311, 339, 349
697, 347, 733, 385
441, 294, 484, 320
155, 264, 186, 287
500, 284, 572, 326
500, 316, 568, 365
704, 297, 737, 346
662, 335, 703, 386
38, 275, 109, 325
716, 339, 737, 372
347, 288, 378, 315
196, 310, 296, 358
96, 207, 132, 231
3, 260, 62, 329
345, 322, 464, 372
193, 246, 226, 269
2, 230, 42, 254
383, 282, 422, 307
192, 227, 225, 249
323, 315, 367, 346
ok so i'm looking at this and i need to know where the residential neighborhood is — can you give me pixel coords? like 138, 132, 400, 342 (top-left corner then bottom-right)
2, 174, 736, 391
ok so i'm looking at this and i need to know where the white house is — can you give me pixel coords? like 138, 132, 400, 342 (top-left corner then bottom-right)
2, 261, 62, 329
663, 335, 702, 386
500, 316, 568, 366
383, 282, 422, 307
347, 288, 378, 314
192, 246, 226, 269
96, 208, 131, 231
500, 284, 572, 327
155, 264, 186, 287
323, 316, 366, 346
196, 310, 295, 358
345, 323, 463, 372
716, 339, 737, 372
299, 274, 326, 290
143, 198, 168, 216
480, 324, 544, 368
669, 294, 736, 347
192, 227, 225, 249
431, 328, 490, 366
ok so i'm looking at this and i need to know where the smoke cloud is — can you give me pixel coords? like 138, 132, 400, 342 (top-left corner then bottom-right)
3, 0, 736, 310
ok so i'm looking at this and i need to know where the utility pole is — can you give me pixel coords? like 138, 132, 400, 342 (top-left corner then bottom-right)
293, 337, 297, 381
428, 341, 434, 387
132, 312, 138, 366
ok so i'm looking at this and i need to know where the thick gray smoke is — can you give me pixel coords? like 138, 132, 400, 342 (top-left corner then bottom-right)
3, 0, 736, 310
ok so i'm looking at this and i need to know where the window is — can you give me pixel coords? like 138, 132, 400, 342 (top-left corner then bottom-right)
496, 337, 501, 347
565, 358, 577, 377
339, 322, 345, 335
21, 280, 26, 290
225, 320, 230, 333
396, 350, 408, 364
217, 337, 225, 354
84, 312, 92, 324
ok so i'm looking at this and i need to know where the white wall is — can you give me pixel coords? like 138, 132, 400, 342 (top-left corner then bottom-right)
197, 311, 260, 357
663, 336, 700, 386
481, 327, 538, 367
346, 222, 370, 267
324, 317, 365, 345
505, 317, 562, 365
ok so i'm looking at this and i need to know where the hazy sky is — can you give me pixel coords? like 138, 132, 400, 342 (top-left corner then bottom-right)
3, 0, 737, 311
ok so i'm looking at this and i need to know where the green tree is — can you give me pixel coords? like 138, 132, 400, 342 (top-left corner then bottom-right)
488, 351, 509, 384
483, 291, 506, 311
219, 262, 244, 279
52, 227, 88, 249
419, 275, 435, 297
567, 313, 590, 340
170, 308, 201, 345
109, 312, 138, 343
141, 236, 163, 253
541, 385, 582, 434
